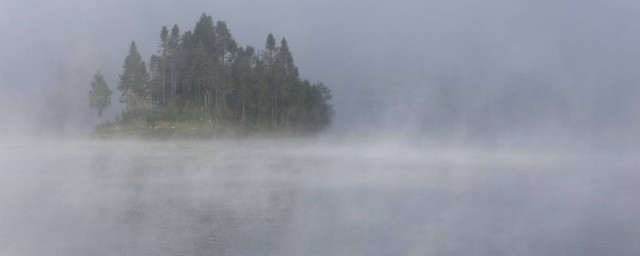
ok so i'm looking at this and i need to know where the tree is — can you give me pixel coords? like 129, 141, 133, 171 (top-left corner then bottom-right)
214, 20, 238, 115
185, 41, 213, 108
160, 26, 169, 51
253, 57, 270, 126
118, 40, 149, 113
89, 71, 112, 119
168, 25, 181, 53
275, 37, 299, 125
305, 82, 334, 131
214, 21, 237, 65
263, 33, 279, 126
278, 38, 298, 79
231, 46, 256, 122
165, 25, 181, 98
102, 14, 334, 133
193, 14, 216, 58
265, 33, 276, 57
177, 30, 194, 95
147, 54, 165, 106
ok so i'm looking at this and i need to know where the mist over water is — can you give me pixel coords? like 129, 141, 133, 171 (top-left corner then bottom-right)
1, 139, 639, 255
2, 0, 640, 255
3, 0, 640, 144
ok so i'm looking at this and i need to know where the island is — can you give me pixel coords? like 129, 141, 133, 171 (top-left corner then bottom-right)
89, 13, 334, 138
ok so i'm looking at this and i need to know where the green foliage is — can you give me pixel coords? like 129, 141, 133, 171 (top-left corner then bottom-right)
118, 41, 149, 114
193, 14, 216, 59
101, 13, 334, 135
89, 71, 112, 117
147, 54, 165, 106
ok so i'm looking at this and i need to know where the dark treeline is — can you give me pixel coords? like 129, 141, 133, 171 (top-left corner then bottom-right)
105, 13, 333, 133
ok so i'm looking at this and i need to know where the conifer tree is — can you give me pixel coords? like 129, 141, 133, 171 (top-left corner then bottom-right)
166, 25, 181, 98
178, 30, 193, 95
118, 40, 149, 113
275, 38, 299, 124
147, 54, 165, 105
99, 14, 334, 133
89, 71, 112, 119
160, 26, 169, 51
263, 33, 279, 126
186, 41, 213, 108
193, 14, 216, 59
214, 20, 238, 114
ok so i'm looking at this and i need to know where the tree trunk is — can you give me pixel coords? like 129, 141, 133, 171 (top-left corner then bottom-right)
274, 94, 278, 127
257, 104, 261, 126
242, 98, 245, 122
214, 87, 218, 111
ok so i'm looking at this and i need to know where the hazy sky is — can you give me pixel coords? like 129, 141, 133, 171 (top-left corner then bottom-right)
2, 0, 640, 144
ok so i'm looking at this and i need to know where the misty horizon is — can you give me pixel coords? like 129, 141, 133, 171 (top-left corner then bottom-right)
1, 0, 639, 146
2, 1, 640, 255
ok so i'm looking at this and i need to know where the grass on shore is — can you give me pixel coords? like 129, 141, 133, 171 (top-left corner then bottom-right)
90, 120, 308, 139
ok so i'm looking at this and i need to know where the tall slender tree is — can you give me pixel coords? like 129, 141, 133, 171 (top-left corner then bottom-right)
214, 21, 237, 64
89, 71, 112, 119
265, 33, 276, 58
193, 14, 216, 59
165, 25, 181, 98
214, 20, 238, 115
160, 26, 169, 51
275, 38, 299, 125
232, 46, 257, 122
118, 40, 149, 113
253, 57, 270, 126
178, 30, 193, 95
185, 41, 213, 108
263, 33, 279, 126
147, 54, 165, 105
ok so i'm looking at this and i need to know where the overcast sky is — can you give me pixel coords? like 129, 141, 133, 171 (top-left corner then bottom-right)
1, 0, 640, 144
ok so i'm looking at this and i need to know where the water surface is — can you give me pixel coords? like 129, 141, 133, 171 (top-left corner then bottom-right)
1, 139, 638, 255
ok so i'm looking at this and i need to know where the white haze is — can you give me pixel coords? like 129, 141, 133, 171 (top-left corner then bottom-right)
2, 0, 640, 255
2, 139, 640, 255
1, 0, 640, 145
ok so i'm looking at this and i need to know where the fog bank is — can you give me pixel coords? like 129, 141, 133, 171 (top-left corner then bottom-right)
2, 0, 640, 146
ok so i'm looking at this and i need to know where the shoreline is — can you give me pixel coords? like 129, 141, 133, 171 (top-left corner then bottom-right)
90, 121, 319, 140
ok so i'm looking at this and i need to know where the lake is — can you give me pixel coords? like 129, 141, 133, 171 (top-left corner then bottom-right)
1, 139, 638, 255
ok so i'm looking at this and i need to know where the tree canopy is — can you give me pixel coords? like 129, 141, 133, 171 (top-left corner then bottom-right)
88, 71, 112, 118
94, 13, 333, 134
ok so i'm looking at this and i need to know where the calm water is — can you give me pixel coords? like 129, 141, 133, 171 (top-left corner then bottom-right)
1, 139, 639, 255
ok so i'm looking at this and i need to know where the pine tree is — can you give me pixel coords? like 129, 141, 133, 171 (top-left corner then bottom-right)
147, 54, 165, 105
166, 25, 181, 98
169, 25, 181, 52
214, 21, 237, 65
275, 38, 299, 125
263, 33, 279, 126
178, 30, 193, 96
214, 20, 238, 115
118, 40, 149, 113
305, 82, 334, 131
160, 26, 169, 51
266, 33, 276, 57
102, 14, 334, 133
254, 58, 270, 126
185, 41, 213, 108
193, 14, 216, 59
232, 46, 257, 122
89, 71, 112, 119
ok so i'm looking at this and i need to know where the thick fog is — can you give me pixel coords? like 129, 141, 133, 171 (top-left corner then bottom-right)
2, 0, 640, 145
2, 0, 640, 255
